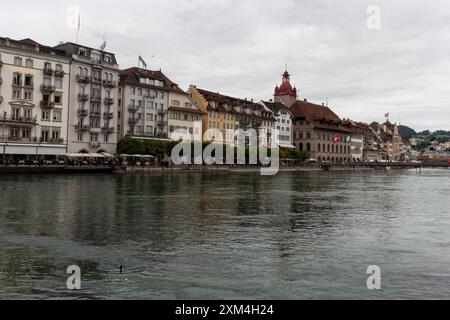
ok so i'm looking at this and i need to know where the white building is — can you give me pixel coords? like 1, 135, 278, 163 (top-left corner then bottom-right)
260, 100, 294, 148
54, 42, 119, 155
0, 37, 71, 159
118, 68, 179, 141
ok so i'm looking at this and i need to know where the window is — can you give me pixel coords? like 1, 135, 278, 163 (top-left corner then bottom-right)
44, 62, 52, 71
13, 73, 22, 86
56, 64, 63, 72
77, 133, 83, 141
13, 90, 21, 99
14, 56, 22, 66
131, 87, 136, 95
55, 78, 63, 89
24, 75, 33, 87
42, 111, 50, 121
54, 94, 62, 105
24, 91, 32, 100
53, 111, 62, 122
52, 130, 60, 141
43, 77, 51, 86
26, 59, 33, 68
23, 109, 32, 119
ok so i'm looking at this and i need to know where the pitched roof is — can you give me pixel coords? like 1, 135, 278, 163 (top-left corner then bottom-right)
290, 100, 341, 122
290, 100, 352, 133
262, 101, 292, 115
168, 106, 205, 115
120, 67, 185, 94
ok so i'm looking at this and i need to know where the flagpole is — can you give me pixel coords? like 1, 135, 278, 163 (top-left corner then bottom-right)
75, 12, 80, 44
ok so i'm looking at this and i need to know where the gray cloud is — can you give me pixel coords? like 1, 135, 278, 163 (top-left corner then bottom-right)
2, 0, 449, 131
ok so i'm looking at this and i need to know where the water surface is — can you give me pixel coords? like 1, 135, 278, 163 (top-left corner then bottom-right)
0, 169, 449, 299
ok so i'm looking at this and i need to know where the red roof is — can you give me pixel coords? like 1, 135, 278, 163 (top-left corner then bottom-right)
290, 100, 351, 133
120, 67, 185, 94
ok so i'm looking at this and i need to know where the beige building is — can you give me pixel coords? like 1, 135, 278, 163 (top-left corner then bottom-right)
290, 100, 353, 162
370, 121, 402, 161
0, 37, 71, 159
168, 89, 204, 141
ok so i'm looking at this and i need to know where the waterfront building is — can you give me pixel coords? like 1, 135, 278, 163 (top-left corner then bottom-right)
369, 121, 402, 161
188, 86, 275, 144
290, 100, 353, 162
168, 87, 204, 141
348, 121, 364, 161
118, 67, 182, 141
54, 42, 120, 155
0, 37, 71, 159
260, 100, 294, 148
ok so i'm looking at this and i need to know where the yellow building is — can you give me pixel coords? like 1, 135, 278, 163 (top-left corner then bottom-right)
188, 85, 275, 143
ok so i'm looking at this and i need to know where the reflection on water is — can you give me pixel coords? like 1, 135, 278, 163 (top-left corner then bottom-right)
0, 170, 450, 299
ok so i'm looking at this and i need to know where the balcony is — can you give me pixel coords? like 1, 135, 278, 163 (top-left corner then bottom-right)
0, 96, 3, 104
128, 105, 139, 113
102, 80, 117, 88
78, 94, 89, 102
43, 68, 53, 76
128, 117, 138, 125
89, 111, 101, 117
75, 124, 90, 132
77, 109, 88, 117
104, 98, 114, 105
90, 96, 101, 102
89, 142, 101, 149
103, 112, 114, 119
42, 138, 65, 145
54, 70, 65, 78
4, 116, 38, 125
0, 59, 3, 69
157, 120, 166, 127
102, 126, 115, 134
143, 94, 156, 100
91, 77, 102, 84
40, 101, 55, 109
76, 74, 91, 83
41, 84, 55, 93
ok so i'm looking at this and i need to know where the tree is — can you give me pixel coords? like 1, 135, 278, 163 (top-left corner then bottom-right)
117, 138, 144, 155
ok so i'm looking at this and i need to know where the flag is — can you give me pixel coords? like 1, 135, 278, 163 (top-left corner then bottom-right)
332, 134, 341, 144
99, 39, 106, 51
345, 135, 352, 143
77, 12, 81, 31
385, 112, 390, 118
139, 56, 147, 69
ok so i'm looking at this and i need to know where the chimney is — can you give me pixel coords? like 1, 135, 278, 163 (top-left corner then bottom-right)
304, 99, 307, 102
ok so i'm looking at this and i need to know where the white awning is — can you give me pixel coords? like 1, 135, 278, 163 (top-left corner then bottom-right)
279, 144, 296, 149
100, 152, 115, 158
89, 153, 105, 158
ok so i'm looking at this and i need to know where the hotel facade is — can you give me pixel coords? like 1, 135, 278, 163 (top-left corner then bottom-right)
54, 42, 120, 155
0, 37, 71, 159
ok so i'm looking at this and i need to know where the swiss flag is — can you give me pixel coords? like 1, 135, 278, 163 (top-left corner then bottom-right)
332, 134, 341, 144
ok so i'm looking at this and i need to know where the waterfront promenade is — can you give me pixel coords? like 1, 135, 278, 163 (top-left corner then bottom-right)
0, 161, 448, 174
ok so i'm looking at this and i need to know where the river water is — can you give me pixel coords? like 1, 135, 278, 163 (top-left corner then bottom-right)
0, 169, 449, 299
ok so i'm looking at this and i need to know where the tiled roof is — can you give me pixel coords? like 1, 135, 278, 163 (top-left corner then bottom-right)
262, 101, 291, 115
168, 106, 205, 115
290, 100, 353, 133
120, 67, 185, 94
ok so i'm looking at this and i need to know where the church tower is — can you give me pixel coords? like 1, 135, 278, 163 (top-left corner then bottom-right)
274, 68, 297, 107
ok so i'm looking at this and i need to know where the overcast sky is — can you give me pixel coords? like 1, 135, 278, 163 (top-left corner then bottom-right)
2, 0, 450, 131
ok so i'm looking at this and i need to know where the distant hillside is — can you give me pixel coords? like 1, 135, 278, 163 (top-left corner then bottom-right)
399, 125, 417, 138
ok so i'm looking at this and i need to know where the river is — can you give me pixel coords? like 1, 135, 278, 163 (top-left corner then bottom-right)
0, 169, 449, 299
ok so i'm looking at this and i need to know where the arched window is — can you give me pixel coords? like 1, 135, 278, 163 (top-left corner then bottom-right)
307, 143, 311, 151
327, 144, 330, 153
332, 145, 335, 153
318, 143, 321, 152
299, 143, 303, 151
340, 145, 343, 154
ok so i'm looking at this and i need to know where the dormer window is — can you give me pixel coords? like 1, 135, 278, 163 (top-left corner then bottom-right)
78, 48, 87, 56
